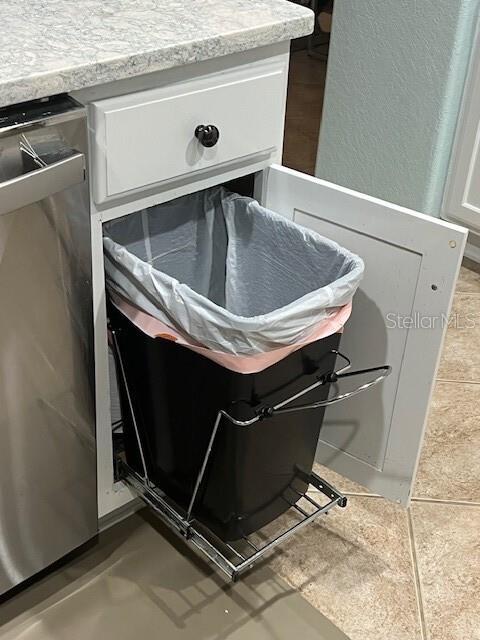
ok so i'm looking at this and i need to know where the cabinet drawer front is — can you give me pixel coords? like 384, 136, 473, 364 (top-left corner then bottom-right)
92, 59, 287, 203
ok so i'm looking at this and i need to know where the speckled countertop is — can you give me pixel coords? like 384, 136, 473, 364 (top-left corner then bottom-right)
0, 0, 313, 108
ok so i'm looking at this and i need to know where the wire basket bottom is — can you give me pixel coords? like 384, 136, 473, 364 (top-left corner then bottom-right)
119, 459, 347, 581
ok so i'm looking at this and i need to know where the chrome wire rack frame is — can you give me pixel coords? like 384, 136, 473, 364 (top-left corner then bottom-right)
111, 328, 391, 581
119, 459, 347, 581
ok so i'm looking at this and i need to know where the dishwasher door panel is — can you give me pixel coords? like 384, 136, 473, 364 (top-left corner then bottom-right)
0, 110, 96, 594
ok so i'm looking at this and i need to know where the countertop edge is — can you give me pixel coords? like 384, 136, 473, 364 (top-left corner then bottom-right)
0, 14, 313, 109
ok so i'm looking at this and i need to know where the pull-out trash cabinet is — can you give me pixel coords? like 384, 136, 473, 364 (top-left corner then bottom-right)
105, 186, 366, 542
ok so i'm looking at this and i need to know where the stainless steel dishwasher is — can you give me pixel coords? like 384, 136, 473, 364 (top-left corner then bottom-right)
0, 96, 97, 595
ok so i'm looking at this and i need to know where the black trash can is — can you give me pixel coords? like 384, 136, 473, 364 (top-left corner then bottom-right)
110, 302, 341, 541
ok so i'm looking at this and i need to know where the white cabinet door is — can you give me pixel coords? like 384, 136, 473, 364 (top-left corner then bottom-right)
260, 165, 467, 505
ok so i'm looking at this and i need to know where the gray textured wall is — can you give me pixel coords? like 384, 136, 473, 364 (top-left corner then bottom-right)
315, 0, 479, 215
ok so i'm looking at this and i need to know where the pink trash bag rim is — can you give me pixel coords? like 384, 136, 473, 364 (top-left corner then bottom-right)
110, 292, 352, 374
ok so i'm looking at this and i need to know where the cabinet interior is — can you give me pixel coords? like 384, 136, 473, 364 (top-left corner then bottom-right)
107, 171, 258, 481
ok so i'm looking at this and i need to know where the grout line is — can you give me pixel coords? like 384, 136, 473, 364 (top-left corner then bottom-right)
407, 509, 428, 640
454, 291, 480, 296
452, 289, 480, 296
411, 497, 480, 507
436, 378, 480, 385
309, 488, 480, 507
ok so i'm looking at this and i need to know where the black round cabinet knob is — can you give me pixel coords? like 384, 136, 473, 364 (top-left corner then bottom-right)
194, 124, 220, 148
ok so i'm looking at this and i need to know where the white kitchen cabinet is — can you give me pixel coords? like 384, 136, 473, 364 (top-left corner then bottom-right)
81, 44, 467, 520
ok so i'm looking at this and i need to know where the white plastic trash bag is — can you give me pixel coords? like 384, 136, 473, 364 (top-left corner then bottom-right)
103, 187, 364, 356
